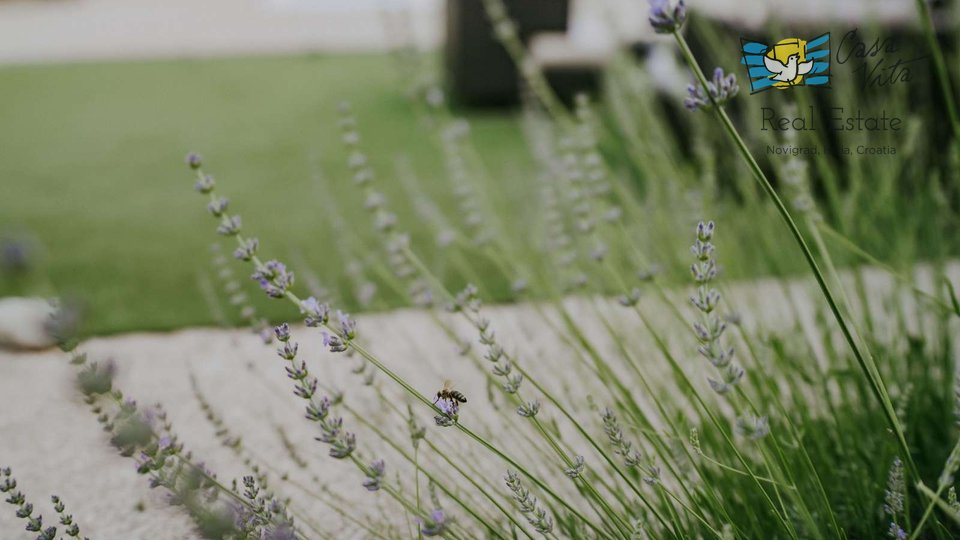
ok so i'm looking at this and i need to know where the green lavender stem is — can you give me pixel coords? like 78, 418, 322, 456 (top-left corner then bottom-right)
914, 0, 960, 138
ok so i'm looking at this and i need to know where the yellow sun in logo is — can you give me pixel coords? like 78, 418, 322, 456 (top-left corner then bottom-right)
765, 38, 809, 88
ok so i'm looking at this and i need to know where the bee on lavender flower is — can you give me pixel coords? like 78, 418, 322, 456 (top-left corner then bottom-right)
434, 380, 468, 410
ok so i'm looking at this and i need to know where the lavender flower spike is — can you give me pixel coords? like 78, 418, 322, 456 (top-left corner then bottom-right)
648, 0, 687, 34
685, 67, 739, 111
690, 220, 744, 395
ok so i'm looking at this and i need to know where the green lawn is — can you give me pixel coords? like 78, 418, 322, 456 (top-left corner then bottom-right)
0, 54, 532, 335
2, 48, 957, 338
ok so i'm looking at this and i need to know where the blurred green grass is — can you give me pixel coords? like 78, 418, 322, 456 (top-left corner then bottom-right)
0, 54, 533, 335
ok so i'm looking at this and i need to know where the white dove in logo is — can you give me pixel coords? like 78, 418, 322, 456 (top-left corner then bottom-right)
763, 53, 813, 83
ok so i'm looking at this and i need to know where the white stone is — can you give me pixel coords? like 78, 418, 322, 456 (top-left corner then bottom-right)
0, 296, 56, 350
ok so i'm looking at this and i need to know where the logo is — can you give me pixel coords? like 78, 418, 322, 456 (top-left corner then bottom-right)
740, 33, 831, 93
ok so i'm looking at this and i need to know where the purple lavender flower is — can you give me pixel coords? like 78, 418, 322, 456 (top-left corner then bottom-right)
194, 174, 215, 194
306, 396, 331, 422
216, 215, 241, 236
436, 398, 459, 417
504, 470, 553, 534
362, 459, 385, 491
643, 464, 662, 486
257, 278, 285, 299
285, 360, 308, 380
617, 288, 641, 307
277, 341, 298, 361
293, 376, 318, 399
263, 525, 297, 540
233, 237, 258, 261
207, 197, 229, 217
322, 332, 348, 353
648, 0, 686, 33
517, 400, 541, 418
328, 432, 356, 459
418, 509, 448, 537
300, 297, 330, 327
685, 67, 739, 111
185, 152, 203, 170
887, 522, 907, 539
564, 455, 585, 479
274, 323, 291, 342
884, 457, 905, 516
0, 235, 36, 275
337, 310, 357, 340
690, 220, 743, 396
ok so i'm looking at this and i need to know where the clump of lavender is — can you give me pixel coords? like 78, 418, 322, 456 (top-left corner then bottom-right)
684, 68, 739, 111
504, 470, 553, 534
1, 468, 60, 540
689, 221, 743, 395
76, 355, 259, 538
648, 0, 686, 33
883, 457, 907, 539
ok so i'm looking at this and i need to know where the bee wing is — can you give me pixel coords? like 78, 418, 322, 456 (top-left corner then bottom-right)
442, 379, 453, 391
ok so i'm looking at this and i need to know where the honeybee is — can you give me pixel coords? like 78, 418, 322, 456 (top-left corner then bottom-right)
434, 380, 468, 406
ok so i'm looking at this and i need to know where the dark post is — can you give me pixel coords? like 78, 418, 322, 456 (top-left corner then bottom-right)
445, 0, 570, 106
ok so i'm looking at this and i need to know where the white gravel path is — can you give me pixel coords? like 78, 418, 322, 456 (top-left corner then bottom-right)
0, 0, 443, 65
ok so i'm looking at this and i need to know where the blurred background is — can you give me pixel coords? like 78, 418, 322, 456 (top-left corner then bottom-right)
0, 0, 957, 341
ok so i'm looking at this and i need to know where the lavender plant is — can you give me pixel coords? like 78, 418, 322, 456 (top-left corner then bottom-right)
5, 1, 959, 538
